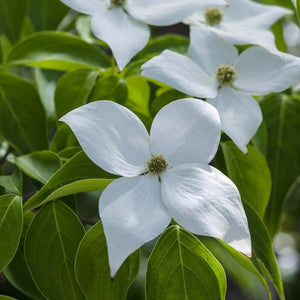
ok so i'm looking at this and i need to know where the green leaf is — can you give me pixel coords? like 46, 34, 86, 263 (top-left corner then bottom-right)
29, 0, 69, 31
0, 0, 29, 43
262, 94, 300, 236
244, 202, 284, 299
0, 168, 22, 194
23, 151, 116, 211
75, 221, 140, 299
146, 226, 226, 300
6, 32, 110, 71
4, 212, 45, 300
297, 0, 300, 20
0, 73, 48, 154
89, 76, 128, 105
50, 124, 78, 153
0, 195, 23, 272
0, 296, 17, 300
221, 141, 271, 217
15, 151, 62, 184
25, 201, 85, 300
55, 68, 98, 120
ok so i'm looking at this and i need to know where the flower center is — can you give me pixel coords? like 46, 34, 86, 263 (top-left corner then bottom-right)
205, 7, 223, 25
147, 155, 168, 175
216, 64, 237, 86
111, 0, 126, 7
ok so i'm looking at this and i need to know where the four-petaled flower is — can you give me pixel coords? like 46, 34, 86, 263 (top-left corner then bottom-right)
59, 0, 227, 69
141, 26, 300, 153
184, 0, 291, 53
61, 99, 251, 276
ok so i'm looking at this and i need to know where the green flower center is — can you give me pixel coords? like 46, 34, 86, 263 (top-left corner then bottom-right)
147, 155, 168, 175
111, 0, 126, 7
205, 7, 223, 25
216, 65, 237, 86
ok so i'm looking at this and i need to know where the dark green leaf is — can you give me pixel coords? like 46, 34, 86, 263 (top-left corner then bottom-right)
29, 0, 69, 31
55, 68, 98, 119
25, 201, 85, 299
6, 32, 110, 71
50, 124, 78, 153
0, 168, 22, 195
15, 151, 62, 184
262, 94, 300, 236
75, 221, 140, 299
23, 151, 116, 211
0, 195, 23, 272
0, 73, 48, 154
146, 226, 226, 300
221, 141, 271, 217
0, 0, 29, 43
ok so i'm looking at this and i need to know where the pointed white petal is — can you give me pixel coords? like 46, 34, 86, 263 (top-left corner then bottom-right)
208, 87, 262, 154
224, 0, 291, 29
189, 25, 238, 76
60, 0, 105, 14
127, 0, 227, 26
161, 164, 251, 256
91, 8, 150, 69
150, 98, 220, 165
235, 47, 299, 95
141, 50, 218, 98
60, 101, 151, 177
99, 175, 171, 276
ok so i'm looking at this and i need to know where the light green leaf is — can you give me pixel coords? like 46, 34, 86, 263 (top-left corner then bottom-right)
297, 0, 300, 20
221, 141, 271, 217
0, 73, 48, 154
23, 151, 116, 211
262, 94, 300, 236
15, 151, 62, 184
0, 195, 23, 272
75, 221, 140, 299
0, 0, 29, 43
0, 296, 17, 300
55, 68, 98, 120
146, 225, 226, 300
0, 168, 22, 195
6, 32, 110, 71
25, 201, 85, 300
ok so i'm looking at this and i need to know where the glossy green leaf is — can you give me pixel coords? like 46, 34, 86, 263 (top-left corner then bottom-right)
4, 212, 45, 300
221, 141, 271, 217
55, 68, 98, 119
25, 201, 85, 299
6, 32, 110, 71
0, 0, 29, 43
75, 221, 140, 299
15, 151, 62, 184
0, 168, 22, 195
262, 94, 300, 236
0, 296, 17, 300
0, 195, 23, 272
50, 124, 78, 153
259, 0, 295, 10
89, 76, 128, 105
23, 151, 116, 211
0, 73, 48, 154
29, 0, 69, 31
244, 202, 284, 299
146, 226, 226, 300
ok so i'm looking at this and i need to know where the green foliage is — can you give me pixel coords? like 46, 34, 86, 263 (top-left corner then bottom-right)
146, 226, 226, 300
0, 169, 22, 195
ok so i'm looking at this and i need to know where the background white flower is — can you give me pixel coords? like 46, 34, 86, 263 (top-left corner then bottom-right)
141, 26, 300, 153
59, 0, 227, 69
60, 99, 251, 276
184, 0, 292, 53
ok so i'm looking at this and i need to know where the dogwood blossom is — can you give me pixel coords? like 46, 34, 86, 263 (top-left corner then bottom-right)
142, 26, 300, 153
60, 99, 251, 276
59, 0, 226, 69
184, 0, 291, 53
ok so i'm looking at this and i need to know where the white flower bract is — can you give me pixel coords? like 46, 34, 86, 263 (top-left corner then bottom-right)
141, 26, 300, 153
60, 99, 251, 276
59, 0, 227, 69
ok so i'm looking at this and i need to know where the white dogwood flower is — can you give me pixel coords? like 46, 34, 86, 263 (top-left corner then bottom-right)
184, 0, 291, 53
60, 0, 226, 69
142, 26, 300, 153
60, 99, 251, 276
